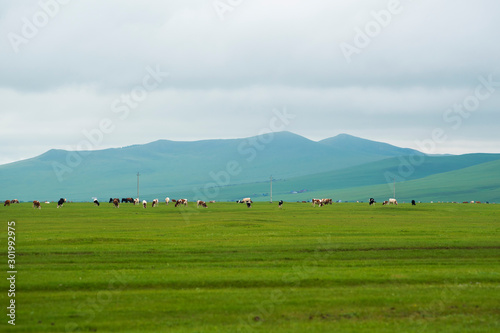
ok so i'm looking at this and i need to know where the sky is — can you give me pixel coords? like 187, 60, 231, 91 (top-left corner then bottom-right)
1, 0, 500, 165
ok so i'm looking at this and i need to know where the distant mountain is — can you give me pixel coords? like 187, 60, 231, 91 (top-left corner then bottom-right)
319, 133, 424, 157
1, 131, 498, 202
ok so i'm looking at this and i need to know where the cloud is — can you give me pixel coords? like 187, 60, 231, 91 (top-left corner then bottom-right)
0, 0, 499, 164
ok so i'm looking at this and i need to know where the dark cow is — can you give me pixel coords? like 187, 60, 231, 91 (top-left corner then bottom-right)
369, 198, 376, 206
33, 201, 41, 209
57, 198, 67, 208
122, 198, 134, 203
4, 200, 11, 207
113, 199, 120, 208
246, 201, 252, 208
94, 199, 100, 206
412, 200, 416, 206
110, 198, 119, 204
278, 200, 284, 208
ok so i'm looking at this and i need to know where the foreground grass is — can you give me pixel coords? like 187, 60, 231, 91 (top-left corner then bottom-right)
0, 202, 499, 332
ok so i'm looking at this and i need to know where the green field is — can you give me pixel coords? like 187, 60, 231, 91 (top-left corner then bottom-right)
1, 202, 499, 332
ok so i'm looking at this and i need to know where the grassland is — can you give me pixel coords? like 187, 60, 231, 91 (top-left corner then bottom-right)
1, 202, 499, 332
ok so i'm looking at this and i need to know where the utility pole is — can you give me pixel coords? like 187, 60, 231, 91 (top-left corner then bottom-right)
270, 175, 273, 203
137, 172, 140, 199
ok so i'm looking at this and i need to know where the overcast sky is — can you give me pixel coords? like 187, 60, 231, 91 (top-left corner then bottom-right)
1, 0, 499, 165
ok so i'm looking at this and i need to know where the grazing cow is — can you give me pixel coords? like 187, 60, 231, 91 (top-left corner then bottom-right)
175, 199, 188, 207
4, 200, 11, 206
312, 199, 323, 207
112, 198, 120, 208
369, 198, 376, 206
33, 201, 41, 209
412, 200, 416, 206
165, 197, 170, 205
152, 199, 159, 208
197, 200, 207, 208
322, 198, 333, 205
383, 198, 398, 205
278, 200, 284, 208
134, 198, 140, 205
11, 199, 19, 204
94, 198, 100, 206
143, 200, 147, 208
209, 201, 216, 204
57, 198, 67, 208
246, 201, 252, 208
239, 198, 252, 204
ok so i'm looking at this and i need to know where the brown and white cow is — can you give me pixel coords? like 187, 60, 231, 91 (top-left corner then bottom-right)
175, 199, 188, 207
33, 201, 41, 209
11, 199, 19, 204
165, 197, 170, 205
134, 198, 140, 205
312, 199, 323, 207
197, 200, 207, 208
4, 200, 11, 207
322, 198, 333, 205
113, 198, 120, 208
383, 198, 398, 205
143, 200, 147, 208
152, 199, 159, 208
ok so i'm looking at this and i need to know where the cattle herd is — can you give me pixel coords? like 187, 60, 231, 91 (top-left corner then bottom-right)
5, 196, 489, 210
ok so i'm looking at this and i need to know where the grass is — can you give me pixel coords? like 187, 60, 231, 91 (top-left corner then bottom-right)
0, 202, 499, 332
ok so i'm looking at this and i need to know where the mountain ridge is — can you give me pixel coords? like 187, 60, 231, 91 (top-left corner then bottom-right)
1, 131, 498, 202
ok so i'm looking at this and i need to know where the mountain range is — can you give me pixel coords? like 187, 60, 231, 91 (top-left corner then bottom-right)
1, 132, 499, 203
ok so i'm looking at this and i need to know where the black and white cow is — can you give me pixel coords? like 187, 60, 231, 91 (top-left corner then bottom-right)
57, 198, 67, 208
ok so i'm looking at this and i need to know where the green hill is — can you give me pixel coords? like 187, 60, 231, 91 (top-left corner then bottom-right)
183, 154, 500, 203
1, 132, 498, 202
